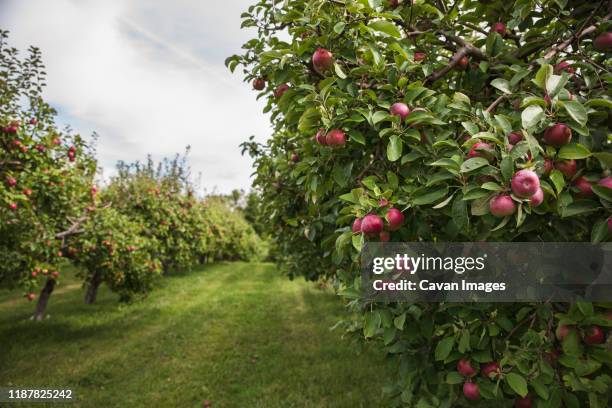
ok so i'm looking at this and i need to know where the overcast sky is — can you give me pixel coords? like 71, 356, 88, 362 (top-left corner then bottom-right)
0, 0, 271, 194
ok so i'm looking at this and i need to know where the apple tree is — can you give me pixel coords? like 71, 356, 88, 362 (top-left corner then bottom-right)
231, 0, 612, 405
0, 30, 98, 319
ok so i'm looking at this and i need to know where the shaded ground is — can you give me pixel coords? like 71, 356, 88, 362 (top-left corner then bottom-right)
0, 262, 391, 407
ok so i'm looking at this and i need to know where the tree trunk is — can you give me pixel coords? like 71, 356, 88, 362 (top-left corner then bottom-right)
84, 271, 102, 304
33, 278, 56, 321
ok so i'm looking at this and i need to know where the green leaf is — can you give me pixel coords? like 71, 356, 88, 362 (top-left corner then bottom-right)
458, 329, 471, 353
591, 219, 608, 243
333, 162, 353, 187
549, 170, 565, 196
387, 135, 403, 162
592, 185, 612, 202
363, 311, 381, 338
593, 152, 612, 169
562, 100, 588, 127
522, 105, 544, 129
585, 98, 612, 109
394, 313, 406, 330
561, 201, 599, 218
334, 62, 347, 79
501, 156, 514, 182
491, 78, 512, 94
546, 73, 568, 98
412, 187, 449, 206
558, 143, 591, 160
434, 336, 454, 361
446, 372, 463, 385
460, 157, 489, 173
533, 64, 553, 89
506, 373, 528, 397
368, 20, 401, 38
333, 22, 346, 34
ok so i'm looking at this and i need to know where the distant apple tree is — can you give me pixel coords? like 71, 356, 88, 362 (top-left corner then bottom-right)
229, 0, 612, 406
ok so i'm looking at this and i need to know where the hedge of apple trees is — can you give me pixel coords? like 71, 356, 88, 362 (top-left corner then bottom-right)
230, 0, 612, 406
1, 30, 264, 319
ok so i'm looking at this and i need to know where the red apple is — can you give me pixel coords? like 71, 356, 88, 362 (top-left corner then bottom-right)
312, 48, 333, 73
468, 142, 494, 160
389, 0, 401, 7
325, 129, 346, 146
26, 293, 36, 301
352, 218, 363, 233
290, 153, 299, 163
53, 137, 61, 145
8, 202, 17, 210
379, 231, 391, 242
456, 56, 469, 70
480, 362, 501, 379
413, 52, 426, 62
36, 144, 46, 152
390, 102, 410, 121
543, 158, 554, 175
556, 324, 571, 341
31, 271, 38, 278
379, 198, 389, 207
463, 381, 480, 401
252, 78, 265, 90
515, 396, 532, 408
554, 160, 577, 179
457, 358, 478, 377
543, 123, 572, 146
597, 177, 612, 189
572, 176, 593, 198
508, 132, 523, 145
274, 83, 290, 99
361, 214, 384, 236
315, 129, 327, 145
511, 169, 540, 198
584, 325, 604, 345
29, 118, 38, 125
489, 195, 516, 217
6, 177, 17, 187
529, 188, 544, 207
554, 61, 574, 74
386, 208, 405, 231
23, 188, 32, 196
594, 32, 612, 51
491, 22, 506, 37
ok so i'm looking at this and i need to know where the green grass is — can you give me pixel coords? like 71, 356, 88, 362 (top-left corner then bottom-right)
0, 263, 392, 407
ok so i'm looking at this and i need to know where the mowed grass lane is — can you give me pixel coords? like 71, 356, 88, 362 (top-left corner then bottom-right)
0, 263, 391, 407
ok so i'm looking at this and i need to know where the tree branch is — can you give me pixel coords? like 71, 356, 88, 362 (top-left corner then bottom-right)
485, 95, 507, 114
424, 47, 468, 84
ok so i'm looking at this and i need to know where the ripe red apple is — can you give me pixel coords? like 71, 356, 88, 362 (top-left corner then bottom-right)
315, 129, 327, 145
290, 153, 299, 163
456, 56, 469, 70
325, 129, 346, 146
584, 325, 604, 345
413, 52, 426, 62
379, 231, 391, 242
489, 195, 516, 217
554, 61, 574, 74
511, 169, 540, 198
556, 324, 572, 341
9, 202, 17, 210
53, 137, 61, 145
572, 176, 593, 198
515, 396, 532, 408
508, 132, 523, 145
480, 362, 500, 379
543, 159, 553, 175
390, 102, 410, 121
543, 123, 572, 146
389, 0, 400, 7
312, 48, 333, 73
597, 177, 612, 189
378, 198, 389, 207
23, 188, 32, 196
6, 177, 17, 187
352, 218, 363, 233
29, 118, 38, 125
491, 22, 506, 37
457, 358, 478, 377
529, 188, 544, 207
36, 144, 46, 152
274, 83, 290, 99
554, 160, 577, 179
468, 142, 494, 160
594, 32, 612, 51
31, 271, 38, 278
463, 382, 480, 401
26, 293, 36, 301
386, 208, 405, 231
252, 78, 265, 90
361, 214, 384, 236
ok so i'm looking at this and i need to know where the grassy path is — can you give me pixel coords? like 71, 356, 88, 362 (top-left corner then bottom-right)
0, 263, 391, 407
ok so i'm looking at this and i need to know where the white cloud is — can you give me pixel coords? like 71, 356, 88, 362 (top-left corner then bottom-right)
0, 0, 271, 194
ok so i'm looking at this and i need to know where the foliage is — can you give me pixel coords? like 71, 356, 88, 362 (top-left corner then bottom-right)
0, 30, 97, 298
231, 0, 612, 405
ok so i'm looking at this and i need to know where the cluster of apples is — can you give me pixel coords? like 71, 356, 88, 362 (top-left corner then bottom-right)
352, 205, 405, 242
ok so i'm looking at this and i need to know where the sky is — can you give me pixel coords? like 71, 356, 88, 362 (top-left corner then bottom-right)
0, 0, 271, 194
